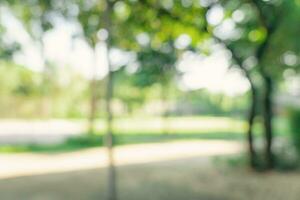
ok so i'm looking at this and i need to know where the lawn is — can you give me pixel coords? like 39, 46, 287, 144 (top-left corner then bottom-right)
91, 116, 289, 137
93, 116, 247, 135
0, 116, 291, 153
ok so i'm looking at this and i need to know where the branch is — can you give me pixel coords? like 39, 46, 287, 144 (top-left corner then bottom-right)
247, 0, 286, 75
136, 1, 260, 81
253, 3, 285, 62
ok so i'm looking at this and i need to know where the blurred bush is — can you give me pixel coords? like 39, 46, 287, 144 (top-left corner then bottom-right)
288, 107, 300, 155
66, 135, 103, 148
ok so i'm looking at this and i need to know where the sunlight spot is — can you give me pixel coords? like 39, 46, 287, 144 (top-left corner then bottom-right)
206, 5, 224, 26
175, 34, 192, 49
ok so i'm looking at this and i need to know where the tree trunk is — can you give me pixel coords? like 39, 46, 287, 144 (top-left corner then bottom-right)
247, 80, 257, 168
88, 78, 97, 135
105, 68, 117, 200
104, 1, 117, 199
161, 83, 169, 135
262, 75, 274, 169
88, 50, 98, 135
105, 51, 117, 200
39, 39, 49, 118
226, 47, 258, 169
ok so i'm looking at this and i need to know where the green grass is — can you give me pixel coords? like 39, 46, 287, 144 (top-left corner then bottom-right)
0, 136, 103, 153
94, 116, 247, 135
0, 132, 244, 153
0, 116, 291, 153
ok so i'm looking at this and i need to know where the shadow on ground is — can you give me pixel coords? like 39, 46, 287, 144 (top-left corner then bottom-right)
0, 155, 300, 200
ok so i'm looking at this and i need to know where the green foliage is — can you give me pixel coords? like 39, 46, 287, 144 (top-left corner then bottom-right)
0, 61, 91, 118
116, 0, 207, 50
218, 144, 300, 172
0, 24, 20, 59
262, 0, 300, 78
288, 107, 300, 154
273, 143, 299, 171
113, 69, 148, 114
7, 0, 55, 39
220, 0, 300, 79
133, 46, 177, 88
75, 0, 107, 46
176, 90, 249, 116
66, 135, 103, 148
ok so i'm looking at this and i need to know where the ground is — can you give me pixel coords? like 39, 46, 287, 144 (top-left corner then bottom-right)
0, 141, 300, 200
0, 117, 294, 199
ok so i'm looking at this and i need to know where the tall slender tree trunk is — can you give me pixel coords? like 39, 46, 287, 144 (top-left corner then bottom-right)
105, 67, 117, 200
247, 80, 258, 168
88, 78, 97, 135
227, 49, 258, 169
88, 50, 98, 135
104, 1, 117, 200
203, 9, 259, 167
161, 83, 169, 135
262, 75, 274, 169
39, 39, 49, 118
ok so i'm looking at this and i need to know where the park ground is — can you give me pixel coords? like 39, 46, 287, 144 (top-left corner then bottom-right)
0, 116, 297, 200
0, 141, 300, 200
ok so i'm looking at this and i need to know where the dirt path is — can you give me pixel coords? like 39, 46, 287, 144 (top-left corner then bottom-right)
0, 140, 242, 179
0, 141, 300, 200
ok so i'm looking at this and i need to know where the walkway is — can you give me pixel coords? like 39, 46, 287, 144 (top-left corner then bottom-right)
0, 140, 242, 179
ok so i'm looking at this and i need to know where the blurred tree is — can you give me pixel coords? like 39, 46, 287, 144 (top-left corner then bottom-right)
103, 2, 117, 199
67, 0, 118, 198
72, 0, 117, 198
201, 2, 260, 168
7, 0, 55, 117
134, 0, 300, 170
134, 46, 177, 134
3, 0, 299, 173
74, 0, 107, 134
116, 0, 207, 134
203, 0, 300, 169
113, 68, 147, 115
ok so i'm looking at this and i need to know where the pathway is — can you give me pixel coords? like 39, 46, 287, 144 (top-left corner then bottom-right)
0, 140, 243, 179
